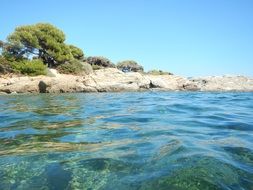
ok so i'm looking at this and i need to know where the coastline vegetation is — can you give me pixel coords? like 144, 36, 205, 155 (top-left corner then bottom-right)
117, 60, 144, 72
57, 60, 93, 75
11, 59, 47, 76
0, 23, 171, 76
147, 70, 173, 75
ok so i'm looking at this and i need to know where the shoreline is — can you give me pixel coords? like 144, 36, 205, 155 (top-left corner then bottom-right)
1, 68, 253, 94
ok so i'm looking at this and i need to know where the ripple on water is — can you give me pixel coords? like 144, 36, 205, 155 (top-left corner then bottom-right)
0, 92, 253, 189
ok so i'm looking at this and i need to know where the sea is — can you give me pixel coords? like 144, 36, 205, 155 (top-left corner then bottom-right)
0, 92, 252, 190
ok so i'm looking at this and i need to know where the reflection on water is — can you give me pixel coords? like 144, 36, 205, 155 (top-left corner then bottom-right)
0, 92, 253, 189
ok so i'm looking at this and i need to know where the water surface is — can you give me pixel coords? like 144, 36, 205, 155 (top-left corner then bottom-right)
0, 92, 253, 190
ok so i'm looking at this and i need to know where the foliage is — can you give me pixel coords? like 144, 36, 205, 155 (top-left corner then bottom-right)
86, 56, 115, 68
0, 40, 4, 56
81, 62, 93, 74
11, 59, 47, 76
147, 69, 173, 75
0, 40, 3, 49
1, 23, 173, 77
117, 60, 144, 72
4, 23, 84, 67
0, 56, 16, 74
91, 64, 103, 70
57, 60, 93, 75
69, 45, 84, 60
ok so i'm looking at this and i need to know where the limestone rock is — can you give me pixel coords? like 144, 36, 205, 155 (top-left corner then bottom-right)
146, 74, 192, 90
89, 68, 150, 92
191, 75, 253, 91
1, 69, 253, 94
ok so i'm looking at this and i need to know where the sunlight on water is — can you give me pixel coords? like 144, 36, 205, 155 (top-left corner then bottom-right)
0, 92, 253, 190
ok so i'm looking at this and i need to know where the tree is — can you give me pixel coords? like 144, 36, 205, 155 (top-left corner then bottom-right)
4, 23, 84, 67
69, 45, 84, 60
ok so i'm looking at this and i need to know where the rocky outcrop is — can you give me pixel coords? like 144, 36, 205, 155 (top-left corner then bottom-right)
191, 75, 253, 91
0, 69, 253, 94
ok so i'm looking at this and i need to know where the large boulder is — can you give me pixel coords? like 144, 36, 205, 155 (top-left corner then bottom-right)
85, 68, 150, 92
46, 68, 59, 77
145, 74, 197, 90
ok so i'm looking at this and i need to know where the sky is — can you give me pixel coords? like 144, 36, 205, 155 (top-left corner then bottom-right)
1, 0, 253, 77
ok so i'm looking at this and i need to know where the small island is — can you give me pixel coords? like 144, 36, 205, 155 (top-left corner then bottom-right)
1, 23, 253, 94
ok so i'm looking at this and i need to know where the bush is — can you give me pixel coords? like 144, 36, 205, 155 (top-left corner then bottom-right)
81, 62, 93, 74
117, 60, 144, 72
57, 60, 93, 75
0, 40, 4, 49
11, 59, 47, 76
0, 56, 16, 74
86, 56, 115, 68
147, 69, 173, 75
91, 64, 103, 70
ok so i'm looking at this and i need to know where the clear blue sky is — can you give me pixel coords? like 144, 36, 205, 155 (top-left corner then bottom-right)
1, 0, 253, 76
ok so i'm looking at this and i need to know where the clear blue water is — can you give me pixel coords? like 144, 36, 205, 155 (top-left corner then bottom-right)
0, 92, 253, 190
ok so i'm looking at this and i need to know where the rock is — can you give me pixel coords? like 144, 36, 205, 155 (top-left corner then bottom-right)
0, 70, 253, 94
181, 82, 200, 91
88, 68, 150, 92
146, 74, 190, 90
46, 68, 59, 77
191, 75, 253, 91
38, 81, 48, 93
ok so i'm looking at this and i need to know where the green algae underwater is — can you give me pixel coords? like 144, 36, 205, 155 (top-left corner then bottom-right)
0, 92, 253, 190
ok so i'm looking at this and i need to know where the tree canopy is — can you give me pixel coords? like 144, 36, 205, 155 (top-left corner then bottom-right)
3, 23, 84, 67
69, 45, 84, 60
0, 23, 146, 76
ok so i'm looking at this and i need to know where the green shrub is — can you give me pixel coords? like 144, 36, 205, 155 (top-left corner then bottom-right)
69, 45, 84, 60
86, 56, 115, 68
11, 59, 47, 76
0, 56, 16, 74
57, 60, 93, 75
117, 60, 144, 72
91, 64, 103, 70
81, 62, 93, 74
147, 69, 173, 75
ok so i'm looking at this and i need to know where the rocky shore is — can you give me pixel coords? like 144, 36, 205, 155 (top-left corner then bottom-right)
0, 68, 253, 94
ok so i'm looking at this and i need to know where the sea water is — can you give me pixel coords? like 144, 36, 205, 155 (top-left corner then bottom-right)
0, 92, 252, 190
